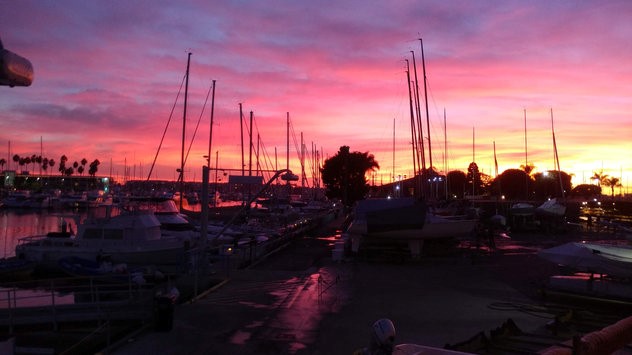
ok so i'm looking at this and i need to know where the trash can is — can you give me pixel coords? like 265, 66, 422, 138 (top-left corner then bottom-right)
154, 296, 174, 331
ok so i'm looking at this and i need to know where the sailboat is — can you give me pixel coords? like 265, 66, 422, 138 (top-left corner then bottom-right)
534, 109, 567, 220
344, 39, 478, 258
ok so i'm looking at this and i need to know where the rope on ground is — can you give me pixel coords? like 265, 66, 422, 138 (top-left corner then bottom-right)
487, 302, 558, 319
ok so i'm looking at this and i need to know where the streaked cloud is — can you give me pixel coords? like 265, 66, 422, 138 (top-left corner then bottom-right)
1, 0, 631, 189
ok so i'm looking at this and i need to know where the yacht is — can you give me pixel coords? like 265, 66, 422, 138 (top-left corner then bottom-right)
15, 211, 192, 272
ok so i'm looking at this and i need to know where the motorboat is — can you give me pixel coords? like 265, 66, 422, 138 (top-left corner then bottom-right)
15, 210, 193, 273
121, 196, 195, 231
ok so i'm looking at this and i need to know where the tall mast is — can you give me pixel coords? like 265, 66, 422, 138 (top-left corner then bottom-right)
410, 50, 425, 175
444, 108, 448, 198
405, 60, 418, 184
239, 103, 244, 176
39, 136, 43, 175
179, 52, 191, 211
524, 108, 529, 199
207, 80, 216, 169
551, 108, 565, 198
472, 126, 475, 196
249, 111, 253, 176
392, 118, 396, 197
301, 132, 306, 188
420, 38, 432, 173
286, 112, 290, 172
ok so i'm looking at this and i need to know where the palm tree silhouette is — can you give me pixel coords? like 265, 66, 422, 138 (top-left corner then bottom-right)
12, 154, 20, 171
591, 170, 608, 187
603, 177, 622, 197
520, 163, 535, 175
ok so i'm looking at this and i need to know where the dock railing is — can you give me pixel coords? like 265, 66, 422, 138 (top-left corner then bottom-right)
0, 275, 158, 333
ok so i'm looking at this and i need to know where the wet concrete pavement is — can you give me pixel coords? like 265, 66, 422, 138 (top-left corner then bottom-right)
110, 223, 627, 355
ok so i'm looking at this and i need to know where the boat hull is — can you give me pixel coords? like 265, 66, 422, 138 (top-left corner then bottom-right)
538, 242, 632, 279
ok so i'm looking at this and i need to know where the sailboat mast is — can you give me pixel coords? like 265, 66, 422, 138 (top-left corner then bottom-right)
410, 51, 425, 175
207, 80, 216, 169
286, 112, 290, 172
249, 111, 253, 176
551, 108, 565, 198
524, 108, 529, 199
420, 38, 432, 172
393, 118, 396, 197
444, 108, 448, 198
179, 52, 191, 211
239, 103, 244, 176
405, 60, 418, 183
472, 126, 475, 196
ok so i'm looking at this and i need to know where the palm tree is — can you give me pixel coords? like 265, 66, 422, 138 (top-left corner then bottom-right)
79, 158, 88, 175
603, 177, 622, 197
19, 158, 26, 173
35, 155, 42, 175
0, 158, 6, 171
59, 155, 68, 175
89, 159, 101, 176
42, 158, 49, 174
12, 154, 20, 171
591, 170, 608, 187
24, 156, 32, 174
520, 163, 536, 175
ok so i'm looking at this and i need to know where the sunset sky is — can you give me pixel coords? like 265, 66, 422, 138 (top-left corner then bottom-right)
1, 1, 631, 193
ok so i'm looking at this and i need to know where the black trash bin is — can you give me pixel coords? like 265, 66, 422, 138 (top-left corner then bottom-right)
154, 296, 174, 331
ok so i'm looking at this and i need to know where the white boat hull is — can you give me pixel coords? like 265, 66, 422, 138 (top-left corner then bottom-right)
16, 212, 194, 272
348, 214, 478, 256
538, 242, 632, 279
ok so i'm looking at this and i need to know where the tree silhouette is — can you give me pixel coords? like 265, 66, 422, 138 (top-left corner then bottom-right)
24, 156, 32, 173
321, 146, 379, 208
493, 168, 534, 200
520, 163, 535, 175
88, 159, 101, 176
35, 155, 42, 174
446, 170, 467, 199
603, 177, 622, 197
59, 155, 68, 175
80, 158, 87, 175
19, 158, 26, 172
533, 170, 572, 200
466, 162, 481, 196
12, 154, 20, 171
42, 158, 49, 174
591, 170, 608, 187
